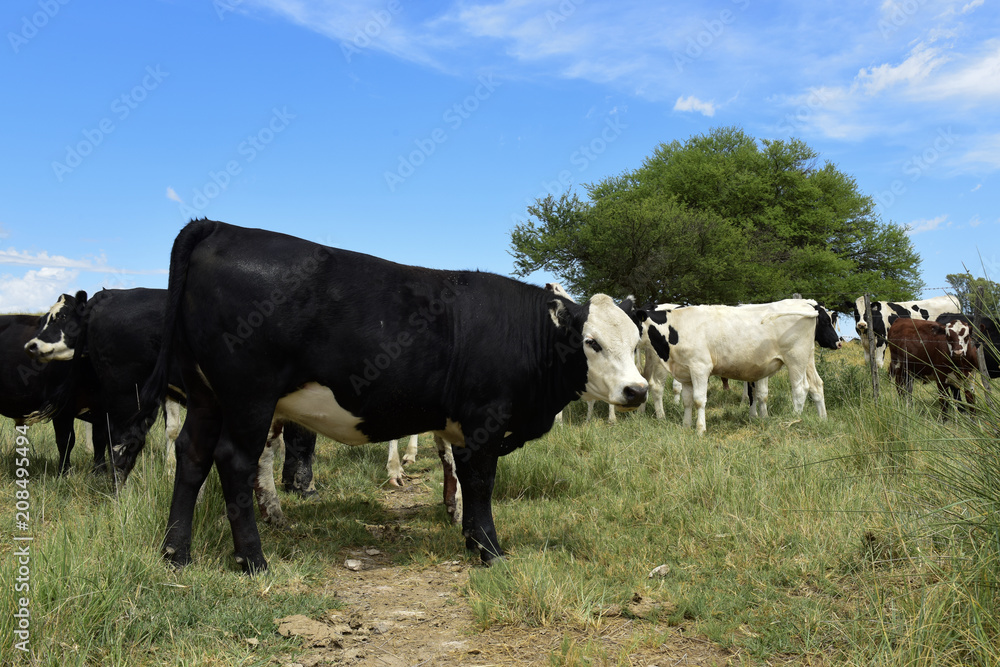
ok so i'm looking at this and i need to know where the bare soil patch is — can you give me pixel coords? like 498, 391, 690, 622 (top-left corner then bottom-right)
272, 476, 735, 666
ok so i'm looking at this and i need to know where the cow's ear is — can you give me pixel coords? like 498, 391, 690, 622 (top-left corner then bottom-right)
548, 299, 573, 328
637, 309, 648, 323
74, 290, 88, 314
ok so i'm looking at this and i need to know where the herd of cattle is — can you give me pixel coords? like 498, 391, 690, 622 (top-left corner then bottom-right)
2, 219, 997, 573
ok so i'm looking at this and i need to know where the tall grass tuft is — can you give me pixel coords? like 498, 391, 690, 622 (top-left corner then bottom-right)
845, 333, 1000, 666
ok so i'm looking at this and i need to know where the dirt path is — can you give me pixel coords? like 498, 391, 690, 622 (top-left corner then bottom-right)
272, 478, 735, 666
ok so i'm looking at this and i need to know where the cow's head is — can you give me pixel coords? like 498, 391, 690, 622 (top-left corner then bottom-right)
544, 282, 572, 300
853, 296, 880, 335
615, 295, 644, 333
551, 294, 647, 409
813, 305, 842, 350
24, 291, 88, 362
944, 319, 973, 358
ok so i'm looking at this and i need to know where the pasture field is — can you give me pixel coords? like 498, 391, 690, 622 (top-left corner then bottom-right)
2, 341, 998, 666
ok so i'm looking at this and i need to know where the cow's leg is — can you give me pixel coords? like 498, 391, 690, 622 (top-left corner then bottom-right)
757, 378, 770, 418
681, 382, 695, 429
164, 398, 182, 466
805, 364, 827, 419
875, 341, 887, 369
52, 414, 77, 475
646, 377, 665, 419
672, 378, 682, 405
607, 403, 617, 423
453, 447, 502, 563
553, 410, 564, 425
788, 367, 810, 415
585, 400, 595, 422
281, 422, 316, 498
162, 406, 221, 568
691, 375, 709, 435
435, 435, 462, 525
214, 419, 272, 574
91, 414, 110, 475
254, 429, 286, 526
745, 382, 756, 418
387, 439, 403, 486
402, 433, 419, 465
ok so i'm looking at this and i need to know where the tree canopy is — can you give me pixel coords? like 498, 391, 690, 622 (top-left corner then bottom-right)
510, 126, 924, 312
945, 272, 1000, 315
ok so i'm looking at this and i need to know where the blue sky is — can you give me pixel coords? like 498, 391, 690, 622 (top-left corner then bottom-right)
1, 0, 997, 315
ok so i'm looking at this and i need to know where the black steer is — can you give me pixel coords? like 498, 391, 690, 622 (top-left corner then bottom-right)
1, 313, 87, 474
24, 287, 319, 494
137, 219, 647, 573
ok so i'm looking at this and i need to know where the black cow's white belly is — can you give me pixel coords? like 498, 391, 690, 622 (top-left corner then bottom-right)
274, 382, 368, 445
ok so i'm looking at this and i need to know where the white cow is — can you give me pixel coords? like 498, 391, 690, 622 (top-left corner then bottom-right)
643, 300, 830, 434
852, 295, 961, 368
386, 434, 420, 486
635, 303, 684, 419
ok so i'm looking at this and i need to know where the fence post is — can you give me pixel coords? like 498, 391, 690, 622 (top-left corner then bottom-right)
972, 285, 992, 397
864, 294, 880, 402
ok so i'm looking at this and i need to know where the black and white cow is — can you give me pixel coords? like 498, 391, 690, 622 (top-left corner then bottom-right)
1, 313, 87, 474
935, 314, 1000, 379
852, 295, 961, 368
641, 299, 833, 434
135, 220, 647, 573
743, 301, 842, 418
25, 289, 186, 474
24, 288, 319, 519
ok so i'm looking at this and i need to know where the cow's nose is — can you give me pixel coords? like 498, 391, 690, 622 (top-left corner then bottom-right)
24, 340, 38, 356
623, 383, 648, 407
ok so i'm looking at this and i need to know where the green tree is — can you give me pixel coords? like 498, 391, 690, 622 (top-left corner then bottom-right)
510, 126, 924, 311
945, 272, 1000, 314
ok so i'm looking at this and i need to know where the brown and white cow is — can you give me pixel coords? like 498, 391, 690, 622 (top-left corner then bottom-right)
852, 295, 961, 368
887, 317, 978, 418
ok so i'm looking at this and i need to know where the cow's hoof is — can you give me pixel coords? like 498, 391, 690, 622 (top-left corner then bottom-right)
283, 484, 319, 500
481, 552, 506, 567
162, 545, 192, 569
235, 553, 268, 576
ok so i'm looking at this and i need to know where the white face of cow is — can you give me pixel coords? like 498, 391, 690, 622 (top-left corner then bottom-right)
944, 320, 972, 358
24, 296, 77, 362
579, 294, 647, 409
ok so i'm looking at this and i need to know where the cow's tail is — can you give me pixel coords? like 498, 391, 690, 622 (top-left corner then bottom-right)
134, 219, 220, 431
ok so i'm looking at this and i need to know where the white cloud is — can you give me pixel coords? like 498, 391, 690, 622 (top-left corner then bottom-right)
906, 214, 949, 235
950, 133, 1000, 172
0, 247, 168, 275
0, 267, 79, 313
962, 0, 984, 13
969, 215, 983, 227
674, 95, 716, 116
855, 42, 947, 95
0, 248, 108, 270
166, 186, 183, 203
971, 183, 982, 192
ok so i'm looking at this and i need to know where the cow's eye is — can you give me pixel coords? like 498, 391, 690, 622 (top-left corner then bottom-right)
585, 338, 603, 353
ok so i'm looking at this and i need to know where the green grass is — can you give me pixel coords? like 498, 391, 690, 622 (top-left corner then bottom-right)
2, 342, 998, 665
